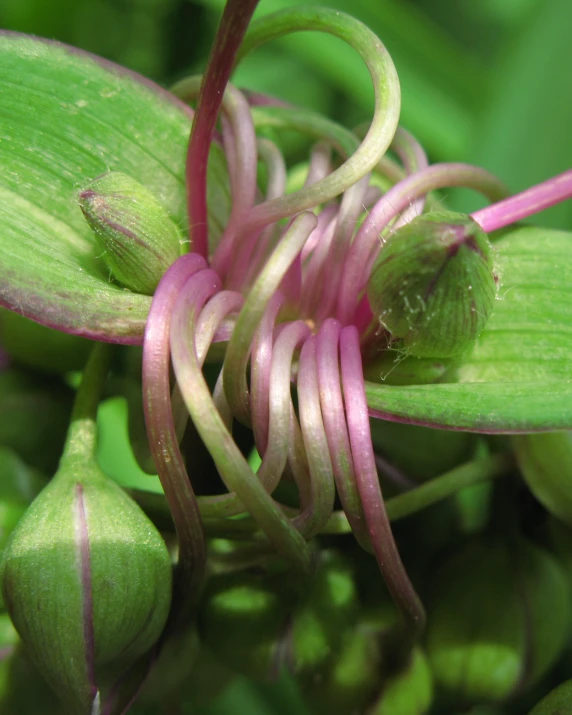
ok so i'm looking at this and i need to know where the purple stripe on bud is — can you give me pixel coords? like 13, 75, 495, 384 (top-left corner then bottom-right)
74, 483, 97, 700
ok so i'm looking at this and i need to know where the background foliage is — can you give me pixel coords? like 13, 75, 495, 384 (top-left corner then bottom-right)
1, 0, 571, 713
2, 0, 571, 231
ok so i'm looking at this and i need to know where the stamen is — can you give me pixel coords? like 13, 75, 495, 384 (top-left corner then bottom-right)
315, 319, 370, 549
171, 269, 313, 575
185, 0, 260, 257
236, 8, 401, 230
251, 292, 285, 456
339, 325, 426, 639
293, 335, 336, 537
223, 212, 318, 425
142, 252, 208, 627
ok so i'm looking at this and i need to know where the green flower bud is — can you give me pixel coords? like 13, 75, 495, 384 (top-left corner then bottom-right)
426, 537, 569, 705
139, 634, 233, 712
367, 211, 497, 358
1, 458, 172, 713
513, 432, 572, 527
199, 569, 291, 680
0, 646, 64, 715
0, 307, 91, 375
548, 518, 572, 585
528, 679, 572, 715
369, 647, 433, 715
287, 550, 359, 682
78, 172, 182, 295
0, 448, 46, 612
0, 369, 74, 473
179, 647, 234, 711
304, 628, 381, 715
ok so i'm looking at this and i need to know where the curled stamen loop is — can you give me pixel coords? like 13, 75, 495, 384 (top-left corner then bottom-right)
223, 211, 318, 425
339, 325, 426, 638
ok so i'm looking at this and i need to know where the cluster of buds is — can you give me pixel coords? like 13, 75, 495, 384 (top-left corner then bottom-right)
0, 1, 571, 713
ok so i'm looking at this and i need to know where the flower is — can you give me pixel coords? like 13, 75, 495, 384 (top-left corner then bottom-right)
1, 2, 572, 711
133, 2, 572, 642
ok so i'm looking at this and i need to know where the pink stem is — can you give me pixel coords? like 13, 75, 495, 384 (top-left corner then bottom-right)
195, 290, 243, 360
258, 320, 311, 495
293, 335, 336, 537
471, 169, 572, 233
340, 325, 425, 638
315, 319, 370, 549
142, 253, 208, 629
251, 292, 285, 455
304, 141, 332, 187
185, 0, 259, 257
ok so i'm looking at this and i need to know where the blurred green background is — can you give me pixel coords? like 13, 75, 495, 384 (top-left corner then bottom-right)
1, 0, 570, 229
1, 1, 571, 713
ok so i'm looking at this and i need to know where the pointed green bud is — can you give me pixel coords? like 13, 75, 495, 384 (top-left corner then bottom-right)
177, 647, 233, 711
138, 627, 200, 704
78, 172, 182, 295
367, 211, 497, 357
139, 634, 233, 712
426, 537, 569, 704
513, 432, 572, 527
370, 647, 433, 715
0, 369, 74, 473
548, 518, 572, 590
528, 679, 572, 715
0, 448, 45, 610
288, 550, 359, 682
199, 569, 291, 680
1, 459, 172, 713
0, 646, 64, 715
304, 628, 381, 715
0, 307, 91, 375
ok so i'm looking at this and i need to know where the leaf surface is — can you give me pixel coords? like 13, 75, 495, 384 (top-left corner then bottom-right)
0, 33, 229, 342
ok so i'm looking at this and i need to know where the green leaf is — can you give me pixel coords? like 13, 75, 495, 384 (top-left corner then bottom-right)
366, 226, 572, 431
0, 33, 229, 342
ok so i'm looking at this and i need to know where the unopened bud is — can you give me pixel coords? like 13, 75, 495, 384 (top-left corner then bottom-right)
1, 459, 172, 713
304, 628, 381, 715
288, 550, 359, 682
369, 647, 433, 715
528, 679, 572, 714
0, 645, 63, 715
199, 569, 291, 680
513, 432, 572, 527
368, 212, 497, 357
79, 172, 182, 295
426, 537, 569, 704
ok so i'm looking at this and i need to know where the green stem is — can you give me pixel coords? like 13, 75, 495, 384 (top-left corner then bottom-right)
61, 342, 112, 465
321, 453, 513, 534
236, 7, 401, 229
132, 455, 512, 541
385, 452, 513, 521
